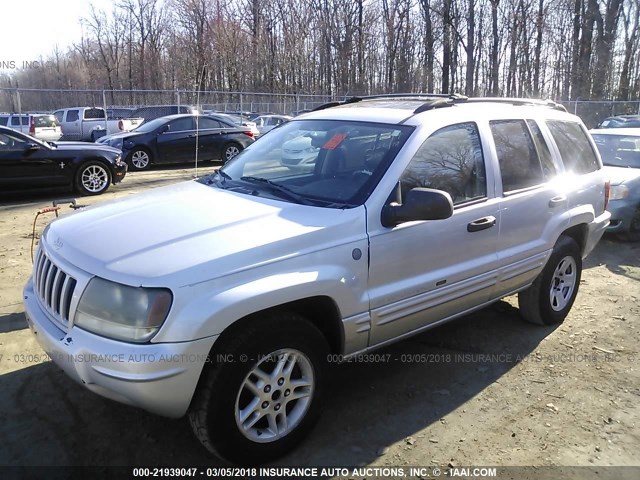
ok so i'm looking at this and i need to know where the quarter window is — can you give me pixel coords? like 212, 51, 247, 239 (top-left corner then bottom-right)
546, 120, 599, 174
490, 120, 544, 192
401, 122, 487, 205
527, 120, 555, 178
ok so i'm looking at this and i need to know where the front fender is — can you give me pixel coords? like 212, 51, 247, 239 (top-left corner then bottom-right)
152, 265, 368, 344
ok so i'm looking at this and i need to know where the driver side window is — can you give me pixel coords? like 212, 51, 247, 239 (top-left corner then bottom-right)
401, 122, 487, 205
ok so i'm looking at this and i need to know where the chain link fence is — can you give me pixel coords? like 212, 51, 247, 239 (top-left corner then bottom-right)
2, 88, 638, 129
561, 100, 640, 128
0, 88, 335, 117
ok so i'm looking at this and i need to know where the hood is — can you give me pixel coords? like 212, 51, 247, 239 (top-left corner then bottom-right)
50, 142, 121, 155
43, 181, 365, 287
602, 165, 640, 185
97, 131, 141, 144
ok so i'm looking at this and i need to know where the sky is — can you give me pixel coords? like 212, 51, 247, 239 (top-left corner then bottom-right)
0, 0, 113, 71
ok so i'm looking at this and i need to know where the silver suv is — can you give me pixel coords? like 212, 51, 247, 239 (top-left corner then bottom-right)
24, 95, 610, 464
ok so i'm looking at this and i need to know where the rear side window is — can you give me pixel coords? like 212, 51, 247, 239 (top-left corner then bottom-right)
490, 120, 544, 192
401, 122, 487, 205
198, 117, 222, 129
84, 108, 105, 120
11, 116, 27, 126
546, 120, 599, 174
0, 116, 7, 126
53, 111, 64, 123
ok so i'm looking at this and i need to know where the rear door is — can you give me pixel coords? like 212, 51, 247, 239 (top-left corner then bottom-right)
367, 122, 500, 346
156, 117, 195, 163
489, 119, 567, 299
195, 117, 225, 160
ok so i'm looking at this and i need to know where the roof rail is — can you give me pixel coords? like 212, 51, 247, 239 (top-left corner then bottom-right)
311, 94, 566, 114
464, 97, 567, 112
312, 96, 363, 112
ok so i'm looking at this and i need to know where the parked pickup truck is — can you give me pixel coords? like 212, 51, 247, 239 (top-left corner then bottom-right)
53, 107, 143, 141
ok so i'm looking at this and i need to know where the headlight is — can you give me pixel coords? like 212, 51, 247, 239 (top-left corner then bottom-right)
609, 184, 629, 200
74, 277, 172, 343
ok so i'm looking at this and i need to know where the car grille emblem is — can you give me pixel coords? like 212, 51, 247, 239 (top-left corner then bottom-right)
59, 162, 65, 169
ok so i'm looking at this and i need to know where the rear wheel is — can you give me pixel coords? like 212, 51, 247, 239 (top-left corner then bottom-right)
518, 235, 582, 326
189, 312, 328, 464
75, 162, 111, 196
128, 147, 152, 171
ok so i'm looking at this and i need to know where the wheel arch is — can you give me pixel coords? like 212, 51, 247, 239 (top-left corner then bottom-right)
560, 223, 588, 256
208, 296, 344, 365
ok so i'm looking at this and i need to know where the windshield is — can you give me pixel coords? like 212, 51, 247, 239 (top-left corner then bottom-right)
205, 119, 413, 208
592, 134, 640, 168
133, 117, 168, 133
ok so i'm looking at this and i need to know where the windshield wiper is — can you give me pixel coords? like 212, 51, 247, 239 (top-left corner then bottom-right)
240, 176, 317, 205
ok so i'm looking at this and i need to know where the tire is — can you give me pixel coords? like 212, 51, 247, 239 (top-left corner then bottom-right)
223, 143, 242, 164
518, 235, 582, 326
127, 147, 152, 171
189, 312, 329, 465
617, 206, 640, 242
75, 161, 112, 196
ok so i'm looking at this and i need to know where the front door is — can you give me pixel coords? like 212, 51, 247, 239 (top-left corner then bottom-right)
367, 122, 500, 347
156, 117, 196, 163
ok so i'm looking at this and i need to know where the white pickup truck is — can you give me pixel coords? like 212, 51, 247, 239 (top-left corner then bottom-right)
53, 107, 143, 141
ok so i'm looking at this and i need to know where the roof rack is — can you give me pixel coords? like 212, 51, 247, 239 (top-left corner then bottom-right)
311, 94, 566, 114
464, 97, 567, 112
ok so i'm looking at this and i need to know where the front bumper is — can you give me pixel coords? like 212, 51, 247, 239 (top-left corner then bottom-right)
112, 161, 127, 184
605, 198, 638, 233
24, 277, 216, 418
583, 210, 611, 258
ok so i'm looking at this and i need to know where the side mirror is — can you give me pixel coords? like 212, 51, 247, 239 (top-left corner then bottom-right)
160, 124, 170, 134
381, 188, 453, 228
25, 143, 40, 152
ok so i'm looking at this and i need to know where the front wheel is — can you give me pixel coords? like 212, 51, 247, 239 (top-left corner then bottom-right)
189, 312, 328, 464
223, 143, 242, 164
75, 162, 112, 196
128, 147, 152, 171
518, 235, 582, 325
617, 206, 640, 242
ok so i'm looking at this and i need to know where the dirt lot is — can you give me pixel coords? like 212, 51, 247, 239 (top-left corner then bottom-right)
0, 166, 638, 477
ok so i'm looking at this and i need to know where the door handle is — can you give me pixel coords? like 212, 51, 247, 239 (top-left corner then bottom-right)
467, 216, 497, 232
549, 195, 567, 208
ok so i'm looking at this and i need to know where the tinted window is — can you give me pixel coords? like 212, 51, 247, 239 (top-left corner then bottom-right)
168, 117, 193, 132
84, 108, 105, 119
0, 116, 7, 126
10, 116, 23, 126
198, 117, 222, 129
546, 120, 599, 174
0, 131, 28, 150
527, 120, 555, 178
66, 110, 79, 122
53, 111, 64, 123
401, 122, 487, 205
491, 120, 544, 192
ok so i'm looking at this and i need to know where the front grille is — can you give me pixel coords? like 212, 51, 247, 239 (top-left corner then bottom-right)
33, 247, 77, 330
